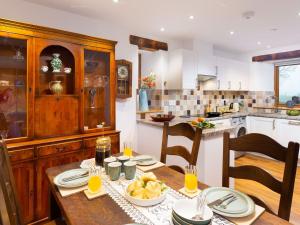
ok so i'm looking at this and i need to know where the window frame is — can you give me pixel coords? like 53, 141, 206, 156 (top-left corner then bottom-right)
275, 62, 300, 107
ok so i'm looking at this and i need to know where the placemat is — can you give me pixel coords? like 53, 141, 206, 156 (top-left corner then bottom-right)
84, 188, 107, 200
178, 187, 201, 198
57, 185, 87, 197
227, 204, 265, 225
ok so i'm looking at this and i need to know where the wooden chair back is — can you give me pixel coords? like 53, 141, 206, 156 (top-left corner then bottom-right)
223, 132, 299, 221
0, 140, 22, 225
161, 122, 202, 173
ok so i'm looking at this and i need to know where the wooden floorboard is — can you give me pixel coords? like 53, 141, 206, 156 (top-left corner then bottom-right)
235, 154, 300, 224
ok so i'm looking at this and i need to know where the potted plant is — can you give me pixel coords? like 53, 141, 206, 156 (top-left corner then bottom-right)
139, 72, 156, 112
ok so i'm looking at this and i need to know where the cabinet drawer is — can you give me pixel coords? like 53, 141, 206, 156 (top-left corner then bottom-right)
37, 140, 82, 157
9, 148, 35, 163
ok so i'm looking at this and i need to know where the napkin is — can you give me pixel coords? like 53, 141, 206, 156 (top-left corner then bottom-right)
137, 161, 165, 172
226, 204, 265, 225
57, 185, 87, 197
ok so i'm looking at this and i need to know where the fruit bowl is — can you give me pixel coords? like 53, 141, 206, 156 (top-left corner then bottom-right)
151, 114, 175, 122
124, 187, 168, 207
124, 172, 169, 207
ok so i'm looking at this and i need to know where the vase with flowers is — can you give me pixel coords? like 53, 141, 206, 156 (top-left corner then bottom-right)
139, 72, 156, 112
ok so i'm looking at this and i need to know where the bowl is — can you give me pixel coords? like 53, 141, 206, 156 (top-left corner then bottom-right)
173, 199, 213, 225
150, 114, 175, 122
124, 185, 168, 207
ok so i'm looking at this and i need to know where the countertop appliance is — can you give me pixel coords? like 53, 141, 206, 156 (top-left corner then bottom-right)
229, 103, 240, 112
231, 116, 247, 159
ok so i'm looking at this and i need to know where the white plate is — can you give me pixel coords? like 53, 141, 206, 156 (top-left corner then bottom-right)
54, 169, 89, 189
124, 186, 168, 207
132, 155, 157, 166
173, 199, 213, 224
202, 187, 255, 218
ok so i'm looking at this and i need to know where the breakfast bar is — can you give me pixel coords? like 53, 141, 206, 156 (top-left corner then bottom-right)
137, 118, 235, 187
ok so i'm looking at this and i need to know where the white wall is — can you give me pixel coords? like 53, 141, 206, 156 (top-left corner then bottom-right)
237, 44, 300, 92
0, 0, 141, 149
140, 50, 168, 89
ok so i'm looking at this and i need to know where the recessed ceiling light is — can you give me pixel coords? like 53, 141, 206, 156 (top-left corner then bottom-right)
160, 27, 165, 32
229, 31, 235, 35
257, 41, 261, 45
113, 0, 119, 3
189, 15, 194, 20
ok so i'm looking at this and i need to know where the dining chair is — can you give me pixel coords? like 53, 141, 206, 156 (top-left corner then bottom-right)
223, 132, 299, 221
0, 140, 65, 225
160, 122, 202, 174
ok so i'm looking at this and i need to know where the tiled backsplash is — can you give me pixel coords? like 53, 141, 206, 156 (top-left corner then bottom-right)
143, 88, 275, 116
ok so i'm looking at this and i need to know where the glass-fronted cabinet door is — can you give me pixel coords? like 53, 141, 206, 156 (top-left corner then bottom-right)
0, 33, 32, 140
83, 48, 114, 131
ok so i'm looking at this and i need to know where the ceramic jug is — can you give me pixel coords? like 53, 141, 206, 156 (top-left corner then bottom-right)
49, 81, 63, 95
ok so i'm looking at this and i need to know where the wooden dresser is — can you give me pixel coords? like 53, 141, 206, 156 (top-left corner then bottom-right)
0, 18, 119, 224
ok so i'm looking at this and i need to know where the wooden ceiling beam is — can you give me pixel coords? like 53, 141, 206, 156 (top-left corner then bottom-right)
252, 50, 300, 62
129, 35, 168, 51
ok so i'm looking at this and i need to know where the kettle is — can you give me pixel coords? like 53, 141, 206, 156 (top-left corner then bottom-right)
233, 103, 240, 112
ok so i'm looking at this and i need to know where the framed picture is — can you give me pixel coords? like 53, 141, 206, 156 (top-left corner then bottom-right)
116, 59, 132, 99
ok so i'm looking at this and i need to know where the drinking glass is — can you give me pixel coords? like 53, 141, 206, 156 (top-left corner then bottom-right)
123, 142, 133, 157
88, 167, 102, 194
184, 165, 198, 193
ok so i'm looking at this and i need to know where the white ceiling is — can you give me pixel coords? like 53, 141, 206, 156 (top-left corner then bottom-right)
24, 0, 300, 53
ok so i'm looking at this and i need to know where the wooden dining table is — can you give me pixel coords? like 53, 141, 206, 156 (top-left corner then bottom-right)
46, 160, 292, 225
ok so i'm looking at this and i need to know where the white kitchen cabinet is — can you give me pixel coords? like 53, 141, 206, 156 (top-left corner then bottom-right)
203, 57, 249, 91
194, 42, 217, 77
276, 119, 300, 147
247, 116, 276, 139
165, 49, 197, 89
216, 57, 249, 91
247, 116, 300, 159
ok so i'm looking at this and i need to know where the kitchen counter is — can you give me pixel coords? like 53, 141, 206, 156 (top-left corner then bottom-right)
137, 115, 236, 187
137, 112, 247, 137
249, 112, 300, 121
137, 118, 235, 138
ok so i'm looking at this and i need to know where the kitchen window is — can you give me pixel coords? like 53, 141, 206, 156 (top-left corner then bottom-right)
275, 63, 300, 105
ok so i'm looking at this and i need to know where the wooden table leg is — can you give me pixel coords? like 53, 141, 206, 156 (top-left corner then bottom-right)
49, 189, 61, 220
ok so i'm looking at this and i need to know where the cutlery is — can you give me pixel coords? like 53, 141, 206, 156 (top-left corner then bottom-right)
62, 171, 89, 182
192, 193, 205, 220
207, 193, 234, 208
131, 158, 153, 162
219, 196, 238, 209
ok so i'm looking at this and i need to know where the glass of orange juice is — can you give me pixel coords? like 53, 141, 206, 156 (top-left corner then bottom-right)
88, 167, 102, 194
184, 165, 198, 193
123, 142, 133, 157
